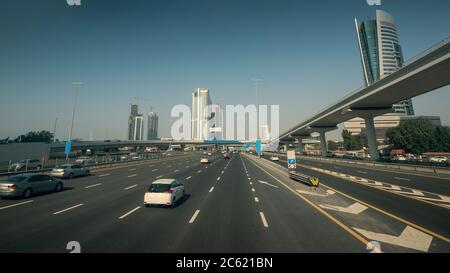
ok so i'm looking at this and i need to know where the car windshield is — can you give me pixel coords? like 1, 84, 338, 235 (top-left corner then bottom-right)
6, 176, 27, 183
58, 165, 71, 169
149, 184, 171, 193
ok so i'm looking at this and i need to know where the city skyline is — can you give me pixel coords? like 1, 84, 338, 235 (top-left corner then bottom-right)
0, 0, 449, 141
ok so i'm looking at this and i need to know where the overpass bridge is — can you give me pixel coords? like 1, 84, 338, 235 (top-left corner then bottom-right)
277, 37, 450, 160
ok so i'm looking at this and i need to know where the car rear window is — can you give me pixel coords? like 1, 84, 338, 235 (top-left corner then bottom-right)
149, 184, 171, 193
6, 176, 27, 183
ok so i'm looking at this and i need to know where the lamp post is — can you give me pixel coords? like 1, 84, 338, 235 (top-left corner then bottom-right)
67, 82, 82, 160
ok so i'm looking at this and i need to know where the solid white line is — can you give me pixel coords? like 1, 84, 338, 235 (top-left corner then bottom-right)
0, 200, 34, 210
254, 197, 259, 203
395, 177, 411, 181
156, 175, 163, 179
85, 183, 102, 189
252, 188, 255, 192
186, 176, 192, 180
209, 187, 215, 193
53, 203, 84, 215
259, 212, 269, 227
124, 184, 138, 190
128, 174, 137, 178
152, 169, 158, 172
98, 173, 110, 177
119, 206, 141, 219
189, 210, 200, 224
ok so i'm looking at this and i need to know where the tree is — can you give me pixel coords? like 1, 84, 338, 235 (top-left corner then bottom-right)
342, 130, 366, 150
433, 126, 450, 152
327, 140, 339, 151
386, 119, 439, 154
13, 130, 54, 143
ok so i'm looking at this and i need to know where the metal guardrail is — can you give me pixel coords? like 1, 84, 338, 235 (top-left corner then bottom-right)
288, 171, 320, 187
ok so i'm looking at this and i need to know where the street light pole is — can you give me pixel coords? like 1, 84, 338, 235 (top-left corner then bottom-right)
67, 82, 82, 160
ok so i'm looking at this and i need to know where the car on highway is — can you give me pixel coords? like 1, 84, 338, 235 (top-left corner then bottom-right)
207, 152, 212, 156
144, 179, 185, 208
429, 156, 448, 163
8, 159, 42, 172
200, 157, 210, 164
223, 153, 230, 159
75, 156, 95, 165
270, 156, 280, 161
0, 173, 64, 199
50, 164, 90, 179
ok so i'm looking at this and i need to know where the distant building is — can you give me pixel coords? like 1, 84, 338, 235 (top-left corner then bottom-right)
127, 104, 144, 141
344, 115, 442, 143
209, 103, 223, 140
191, 88, 213, 141
147, 111, 159, 140
355, 9, 414, 116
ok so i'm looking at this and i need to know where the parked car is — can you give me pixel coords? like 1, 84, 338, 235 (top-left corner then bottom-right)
50, 164, 90, 179
8, 159, 42, 172
75, 156, 95, 165
0, 173, 64, 199
200, 157, 210, 164
144, 179, 185, 208
270, 156, 280, 161
429, 156, 448, 164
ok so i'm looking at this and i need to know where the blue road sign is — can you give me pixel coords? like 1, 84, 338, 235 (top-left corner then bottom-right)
65, 141, 72, 155
255, 140, 262, 153
288, 159, 296, 165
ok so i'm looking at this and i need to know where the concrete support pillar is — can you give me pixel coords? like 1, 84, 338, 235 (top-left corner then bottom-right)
284, 144, 288, 152
364, 117, 380, 161
318, 132, 327, 157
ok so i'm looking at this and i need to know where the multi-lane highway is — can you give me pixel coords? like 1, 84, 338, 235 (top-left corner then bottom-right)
0, 151, 449, 253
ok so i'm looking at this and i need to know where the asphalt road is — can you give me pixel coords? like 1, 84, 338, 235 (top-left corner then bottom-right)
0, 151, 448, 253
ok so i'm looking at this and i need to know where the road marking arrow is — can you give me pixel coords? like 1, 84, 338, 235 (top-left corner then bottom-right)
416, 194, 450, 204
319, 202, 368, 215
296, 189, 335, 197
353, 226, 433, 252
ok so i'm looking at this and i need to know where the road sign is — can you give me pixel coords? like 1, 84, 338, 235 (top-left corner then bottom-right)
287, 150, 296, 169
255, 140, 262, 154
65, 141, 72, 155
288, 164, 296, 169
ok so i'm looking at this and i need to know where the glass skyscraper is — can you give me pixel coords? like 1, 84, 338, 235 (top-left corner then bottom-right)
191, 88, 213, 141
147, 111, 159, 140
355, 9, 414, 116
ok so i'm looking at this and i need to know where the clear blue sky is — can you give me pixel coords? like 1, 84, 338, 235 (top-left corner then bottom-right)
0, 0, 449, 141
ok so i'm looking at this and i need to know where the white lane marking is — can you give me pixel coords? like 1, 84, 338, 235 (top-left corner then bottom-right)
156, 175, 163, 179
124, 184, 138, 190
221, 171, 224, 174
251, 188, 255, 192
189, 210, 200, 224
296, 189, 335, 197
209, 187, 215, 193
0, 200, 34, 210
254, 197, 259, 203
250, 182, 253, 185
98, 173, 110, 178
149, 165, 154, 167
186, 166, 189, 168
128, 174, 137, 178
353, 226, 433, 252
416, 195, 450, 204
217, 177, 221, 181
53, 203, 84, 215
259, 212, 269, 228
85, 183, 102, 189
152, 169, 159, 172
186, 176, 192, 180
357, 171, 368, 174
197, 170, 202, 173
129, 168, 136, 171
119, 206, 141, 219
174, 170, 179, 173
394, 177, 411, 181
319, 202, 368, 215
257, 180, 279, 188
248, 177, 251, 180
167, 165, 172, 168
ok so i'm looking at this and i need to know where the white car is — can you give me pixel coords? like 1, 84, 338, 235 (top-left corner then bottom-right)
200, 157, 210, 164
429, 156, 448, 163
207, 152, 212, 156
144, 179, 185, 207
50, 164, 90, 179
270, 156, 280, 161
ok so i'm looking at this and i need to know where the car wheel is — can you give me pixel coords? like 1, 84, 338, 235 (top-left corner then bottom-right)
68, 173, 74, 179
55, 183, 63, 192
22, 188, 32, 199
36, 165, 42, 170
171, 197, 176, 208
85, 170, 90, 176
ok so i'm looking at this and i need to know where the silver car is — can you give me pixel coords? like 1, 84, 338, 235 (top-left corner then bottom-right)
8, 159, 42, 172
50, 164, 90, 179
0, 173, 64, 199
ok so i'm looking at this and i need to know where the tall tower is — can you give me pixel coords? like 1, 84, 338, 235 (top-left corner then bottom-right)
191, 88, 213, 141
355, 9, 414, 115
147, 111, 159, 140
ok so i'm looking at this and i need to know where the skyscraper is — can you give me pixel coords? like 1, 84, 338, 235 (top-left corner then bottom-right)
127, 104, 144, 141
209, 103, 223, 140
191, 88, 213, 141
355, 9, 414, 115
147, 111, 159, 140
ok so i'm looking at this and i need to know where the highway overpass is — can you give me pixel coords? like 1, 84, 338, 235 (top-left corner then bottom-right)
277, 37, 450, 159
